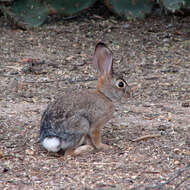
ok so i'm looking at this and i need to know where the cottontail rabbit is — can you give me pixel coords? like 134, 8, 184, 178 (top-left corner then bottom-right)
40, 42, 131, 156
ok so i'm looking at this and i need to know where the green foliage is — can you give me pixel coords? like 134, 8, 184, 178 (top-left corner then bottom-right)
1, 0, 48, 28
3, 0, 45, 27
183, 0, 190, 7
0, 0, 96, 28
1, 0, 190, 28
160, 0, 185, 12
104, 0, 154, 19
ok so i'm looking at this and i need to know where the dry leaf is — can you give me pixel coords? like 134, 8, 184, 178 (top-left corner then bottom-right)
168, 112, 172, 121
0, 150, 3, 158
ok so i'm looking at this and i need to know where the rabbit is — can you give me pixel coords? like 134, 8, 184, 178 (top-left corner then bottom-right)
39, 42, 131, 157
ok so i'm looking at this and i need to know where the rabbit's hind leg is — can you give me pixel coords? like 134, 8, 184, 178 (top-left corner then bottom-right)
74, 145, 93, 155
90, 125, 109, 150
64, 136, 93, 157
63, 145, 92, 157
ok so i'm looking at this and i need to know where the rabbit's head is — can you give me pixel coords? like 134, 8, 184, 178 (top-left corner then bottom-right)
93, 42, 131, 103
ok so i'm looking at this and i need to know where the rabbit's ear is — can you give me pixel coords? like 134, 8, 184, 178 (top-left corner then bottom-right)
93, 42, 113, 77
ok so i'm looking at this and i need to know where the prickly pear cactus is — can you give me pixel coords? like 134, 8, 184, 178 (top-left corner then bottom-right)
0, 0, 97, 29
104, 0, 154, 19
184, 0, 190, 7
160, 0, 185, 12
1, 0, 49, 28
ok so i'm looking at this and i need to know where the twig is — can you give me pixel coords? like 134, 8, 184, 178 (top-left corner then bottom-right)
0, 180, 18, 184
23, 79, 66, 83
21, 77, 96, 84
132, 134, 161, 142
0, 74, 19, 77
118, 55, 124, 65
130, 162, 190, 190
146, 164, 190, 190
174, 173, 190, 190
0, 180, 32, 185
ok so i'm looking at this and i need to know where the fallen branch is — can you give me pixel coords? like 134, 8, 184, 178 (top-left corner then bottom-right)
174, 173, 190, 190
132, 134, 161, 142
130, 162, 190, 190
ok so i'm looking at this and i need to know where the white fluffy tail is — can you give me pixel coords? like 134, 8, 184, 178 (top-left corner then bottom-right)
42, 137, 61, 152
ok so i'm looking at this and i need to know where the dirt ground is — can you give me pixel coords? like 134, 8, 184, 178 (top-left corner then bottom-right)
0, 5, 190, 190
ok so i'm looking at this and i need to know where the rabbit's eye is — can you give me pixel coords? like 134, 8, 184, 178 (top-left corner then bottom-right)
118, 81, 124, 87
116, 79, 126, 88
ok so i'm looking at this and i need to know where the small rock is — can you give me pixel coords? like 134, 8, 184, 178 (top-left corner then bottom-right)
174, 160, 180, 165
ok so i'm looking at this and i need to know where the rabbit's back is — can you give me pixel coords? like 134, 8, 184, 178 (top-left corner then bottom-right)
40, 89, 114, 151
42, 89, 114, 124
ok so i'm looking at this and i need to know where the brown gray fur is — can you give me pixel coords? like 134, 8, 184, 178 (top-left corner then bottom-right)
40, 42, 131, 156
